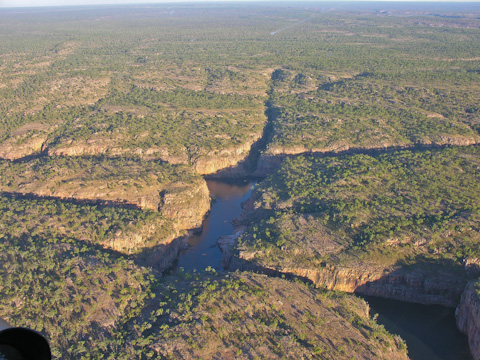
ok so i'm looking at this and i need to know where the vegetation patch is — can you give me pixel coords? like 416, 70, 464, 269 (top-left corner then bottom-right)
239, 147, 480, 270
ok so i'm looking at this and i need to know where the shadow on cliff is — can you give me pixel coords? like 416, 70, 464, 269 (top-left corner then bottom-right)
225, 250, 478, 307
133, 235, 190, 273
222, 249, 315, 286
204, 106, 277, 179
250, 141, 480, 178
354, 255, 474, 307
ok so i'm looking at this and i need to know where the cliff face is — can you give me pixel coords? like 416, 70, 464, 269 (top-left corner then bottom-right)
46, 140, 189, 164
160, 178, 210, 232
138, 235, 190, 272
0, 133, 47, 160
255, 138, 480, 177
79, 178, 209, 254
193, 136, 260, 177
456, 280, 480, 360
264, 135, 480, 158
222, 232, 466, 307
1, 176, 163, 211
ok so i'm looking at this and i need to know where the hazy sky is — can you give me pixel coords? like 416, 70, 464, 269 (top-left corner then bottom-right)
1, 0, 477, 8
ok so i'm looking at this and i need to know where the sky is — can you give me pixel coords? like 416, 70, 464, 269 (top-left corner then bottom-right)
1, 0, 478, 8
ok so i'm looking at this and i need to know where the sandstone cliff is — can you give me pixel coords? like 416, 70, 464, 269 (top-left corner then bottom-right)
255, 137, 480, 176
159, 178, 210, 232
46, 139, 189, 164
456, 280, 480, 360
0, 133, 47, 160
227, 247, 466, 307
107, 178, 209, 255
193, 135, 261, 177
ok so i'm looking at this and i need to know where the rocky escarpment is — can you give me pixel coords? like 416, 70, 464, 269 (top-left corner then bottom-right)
46, 139, 189, 164
160, 179, 210, 232
43, 131, 264, 178
255, 138, 480, 177
225, 246, 467, 307
193, 134, 263, 177
456, 280, 480, 360
263, 134, 480, 159
0, 133, 48, 160
222, 208, 468, 307
104, 179, 210, 254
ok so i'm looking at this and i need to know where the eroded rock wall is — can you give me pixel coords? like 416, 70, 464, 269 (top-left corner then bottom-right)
456, 280, 480, 360
226, 246, 466, 307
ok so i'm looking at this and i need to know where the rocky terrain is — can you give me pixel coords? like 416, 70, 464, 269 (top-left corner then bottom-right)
148, 272, 409, 360
457, 279, 480, 360
1, 3, 480, 359
0, 157, 210, 253
225, 148, 480, 343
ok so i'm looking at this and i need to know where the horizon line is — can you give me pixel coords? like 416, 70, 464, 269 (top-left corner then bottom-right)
2, 0, 480, 9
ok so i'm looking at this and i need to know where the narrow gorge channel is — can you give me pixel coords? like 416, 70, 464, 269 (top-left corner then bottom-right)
170, 176, 472, 360
166, 70, 475, 359
174, 178, 256, 272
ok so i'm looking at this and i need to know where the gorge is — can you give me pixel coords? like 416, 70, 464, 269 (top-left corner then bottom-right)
1, 3, 480, 359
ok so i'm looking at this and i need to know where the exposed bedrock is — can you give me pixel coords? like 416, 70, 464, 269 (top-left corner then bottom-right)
136, 235, 189, 272
193, 141, 255, 176
0, 133, 48, 160
220, 232, 468, 307
456, 280, 480, 360
255, 141, 480, 177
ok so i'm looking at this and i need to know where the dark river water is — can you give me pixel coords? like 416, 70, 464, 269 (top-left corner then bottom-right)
174, 178, 472, 360
175, 178, 255, 272
362, 296, 472, 360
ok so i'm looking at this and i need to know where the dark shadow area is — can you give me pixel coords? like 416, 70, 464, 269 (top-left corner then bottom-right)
8, 150, 48, 164
354, 255, 480, 307
134, 235, 189, 273
223, 254, 315, 286
361, 295, 473, 360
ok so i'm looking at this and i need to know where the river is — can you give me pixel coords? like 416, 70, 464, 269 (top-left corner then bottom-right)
175, 178, 472, 360
175, 178, 256, 272
363, 295, 472, 360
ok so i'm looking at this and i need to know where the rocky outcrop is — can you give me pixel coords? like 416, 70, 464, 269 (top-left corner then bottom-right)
193, 137, 260, 176
217, 229, 244, 268
225, 244, 467, 306
137, 235, 190, 272
456, 280, 480, 360
160, 179, 210, 232
0, 133, 47, 160
46, 140, 189, 164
